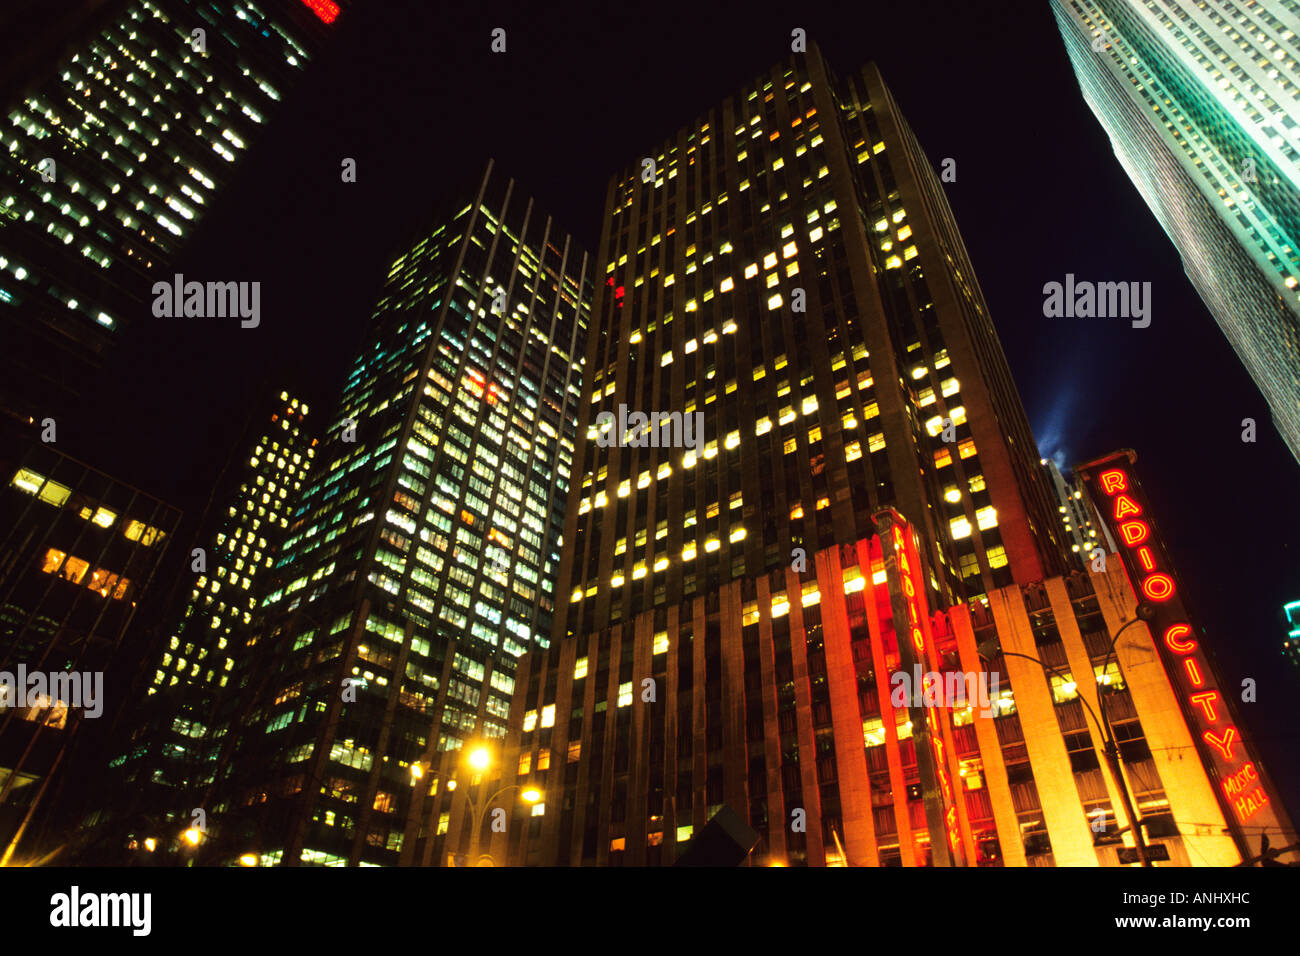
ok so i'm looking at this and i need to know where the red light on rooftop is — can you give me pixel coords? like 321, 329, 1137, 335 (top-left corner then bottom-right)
300, 0, 339, 23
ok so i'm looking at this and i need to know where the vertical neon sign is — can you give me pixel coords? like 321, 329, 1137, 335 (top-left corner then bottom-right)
874, 509, 966, 865
1076, 450, 1292, 851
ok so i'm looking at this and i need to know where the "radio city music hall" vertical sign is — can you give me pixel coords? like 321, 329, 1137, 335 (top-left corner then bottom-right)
1076, 450, 1293, 850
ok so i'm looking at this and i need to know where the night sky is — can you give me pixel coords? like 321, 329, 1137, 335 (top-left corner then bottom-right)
59, 0, 1300, 814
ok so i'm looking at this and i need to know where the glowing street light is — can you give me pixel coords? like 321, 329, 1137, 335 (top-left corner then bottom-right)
467, 746, 491, 772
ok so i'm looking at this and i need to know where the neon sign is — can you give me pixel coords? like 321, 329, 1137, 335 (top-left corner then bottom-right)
1077, 452, 1282, 838
300, 0, 340, 24
876, 510, 965, 865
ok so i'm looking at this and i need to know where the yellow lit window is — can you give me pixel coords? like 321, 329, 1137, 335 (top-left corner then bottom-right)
844, 441, 862, 462
574, 657, 588, 679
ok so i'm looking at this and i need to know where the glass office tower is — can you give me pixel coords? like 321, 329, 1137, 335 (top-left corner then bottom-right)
0, 0, 347, 418
204, 160, 592, 866
70, 390, 317, 863
1053, 0, 1300, 463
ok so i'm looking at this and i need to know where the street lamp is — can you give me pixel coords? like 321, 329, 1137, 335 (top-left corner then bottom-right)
978, 605, 1156, 867
424, 744, 542, 866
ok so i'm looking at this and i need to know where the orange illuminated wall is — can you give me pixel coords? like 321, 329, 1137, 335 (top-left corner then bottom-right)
1076, 450, 1293, 848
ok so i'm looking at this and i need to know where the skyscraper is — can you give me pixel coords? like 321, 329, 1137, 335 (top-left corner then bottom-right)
1042, 456, 1115, 562
203, 161, 592, 866
75, 390, 316, 863
0, 0, 347, 419
1053, 0, 1300, 463
0, 411, 180, 864
491, 46, 1294, 868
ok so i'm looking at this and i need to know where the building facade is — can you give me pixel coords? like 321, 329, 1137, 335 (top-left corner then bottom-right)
1053, 0, 1300, 463
72, 390, 316, 863
1042, 456, 1115, 563
0, 411, 180, 864
0, 0, 346, 419
200, 161, 592, 866
486, 47, 1291, 867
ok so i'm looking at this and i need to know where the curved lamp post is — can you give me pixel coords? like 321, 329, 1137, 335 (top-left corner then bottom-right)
978, 604, 1156, 866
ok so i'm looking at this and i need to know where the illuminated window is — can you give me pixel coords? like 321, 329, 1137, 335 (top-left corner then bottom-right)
540, 704, 555, 728
12, 470, 71, 507
574, 657, 588, 680
1049, 674, 1079, 703
617, 682, 633, 707
863, 717, 886, 747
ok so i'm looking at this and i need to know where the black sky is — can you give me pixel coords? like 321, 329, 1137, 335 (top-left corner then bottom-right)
60, 0, 1300, 812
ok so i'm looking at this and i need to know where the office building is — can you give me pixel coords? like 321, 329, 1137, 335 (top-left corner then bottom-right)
0, 411, 180, 864
0, 0, 347, 418
73, 390, 316, 863
487, 47, 1293, 867
202, 160, 592, 866
1053, 0, 1300, 463
1042, 456, 1115, 562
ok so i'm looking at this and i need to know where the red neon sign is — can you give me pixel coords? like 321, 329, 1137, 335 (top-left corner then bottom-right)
300, 0, 340, 24
1078, 456, 1276, 829
879, 513, 964, 863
